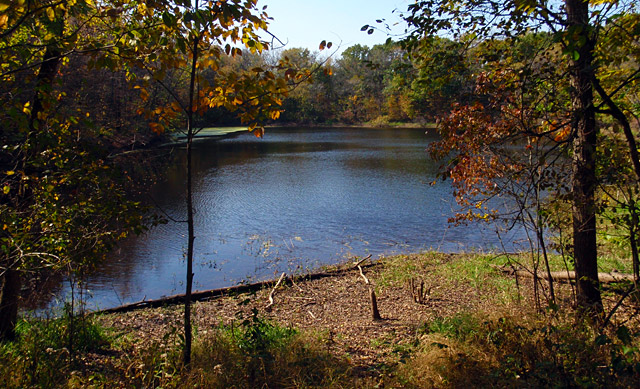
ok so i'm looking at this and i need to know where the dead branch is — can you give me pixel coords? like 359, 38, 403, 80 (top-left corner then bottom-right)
358, 265, 370, 285
265, 272, 286, 311
602, 284, 637, 329
290, 277, 304, 292
352, 254, 372, 269
95, 259, 380, 315
493, 265, 635, 283
358, 264, 381, 320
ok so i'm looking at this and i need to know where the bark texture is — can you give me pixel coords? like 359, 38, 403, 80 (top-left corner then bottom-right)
0, 269, 21, 341
566, 0, 603, 311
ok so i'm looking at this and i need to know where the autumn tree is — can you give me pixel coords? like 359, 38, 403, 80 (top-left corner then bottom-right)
0, 0, 155, 340
401, 0, 640, 313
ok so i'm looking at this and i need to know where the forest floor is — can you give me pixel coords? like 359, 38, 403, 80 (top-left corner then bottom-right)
7, 252, 640, 387
97, 252, 535, 379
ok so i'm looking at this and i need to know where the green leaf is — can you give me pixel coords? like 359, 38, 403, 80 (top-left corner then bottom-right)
177, 38, 186, 54
162, 12, 173, 27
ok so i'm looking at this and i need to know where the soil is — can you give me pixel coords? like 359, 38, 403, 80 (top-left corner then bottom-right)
99, 254, 507, 376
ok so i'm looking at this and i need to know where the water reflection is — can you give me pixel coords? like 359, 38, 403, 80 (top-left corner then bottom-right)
48, 127, 522, 311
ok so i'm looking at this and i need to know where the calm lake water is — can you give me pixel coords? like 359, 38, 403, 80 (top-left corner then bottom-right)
48, 127, 524, 311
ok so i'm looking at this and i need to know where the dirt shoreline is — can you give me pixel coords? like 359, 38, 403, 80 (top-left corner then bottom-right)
99, 253, 511, 375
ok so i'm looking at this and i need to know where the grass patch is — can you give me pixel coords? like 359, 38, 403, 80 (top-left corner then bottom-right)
378, 252, 520, 305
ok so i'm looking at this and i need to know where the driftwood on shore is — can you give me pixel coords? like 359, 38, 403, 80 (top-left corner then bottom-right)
94, 259, 378, 315
495, 265, 636, 283
355, 255, 381, 320
265, 272, 286, 311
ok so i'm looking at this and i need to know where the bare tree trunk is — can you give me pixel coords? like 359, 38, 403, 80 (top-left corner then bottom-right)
566, 0, 603, 313
630, 200, 640, 287
183, 21, 201, 366
0, 268, 21, 341
1, 18, 65, 341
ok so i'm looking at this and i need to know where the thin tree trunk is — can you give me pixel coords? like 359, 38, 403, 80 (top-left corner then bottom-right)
183, 26, 201, 367
630, 199, 640, 287
566, 0, 602, 313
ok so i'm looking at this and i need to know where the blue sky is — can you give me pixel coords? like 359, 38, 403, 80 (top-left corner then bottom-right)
260, 0, 411, 55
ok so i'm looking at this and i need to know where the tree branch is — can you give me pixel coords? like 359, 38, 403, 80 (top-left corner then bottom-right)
592, 76, 640, 180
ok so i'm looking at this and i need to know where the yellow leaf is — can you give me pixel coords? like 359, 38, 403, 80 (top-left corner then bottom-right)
46, 7, 55, 21
6, 170, 15, 175
0, 14, 8, 29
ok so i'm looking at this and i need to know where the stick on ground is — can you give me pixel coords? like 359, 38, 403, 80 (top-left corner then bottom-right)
358, 264, 381, 320
265, 272, 286, 311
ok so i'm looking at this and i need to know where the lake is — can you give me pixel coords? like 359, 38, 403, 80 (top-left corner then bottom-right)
47, 127, 524, 311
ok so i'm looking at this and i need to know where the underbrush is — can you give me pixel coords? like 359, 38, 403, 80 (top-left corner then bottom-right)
376, 252, 640, 387
100, 308, 352, 388
389, 310, 640, 388
0, 307, 109, 388
4, 252, 640, 387
2, 307, 352, 388
180, 309, 353, 388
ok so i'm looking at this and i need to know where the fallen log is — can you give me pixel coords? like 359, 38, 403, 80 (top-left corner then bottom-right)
94, 259, 379, 315
494, 265, 636, 283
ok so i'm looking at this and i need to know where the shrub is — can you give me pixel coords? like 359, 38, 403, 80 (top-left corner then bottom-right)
0, 307, 109, 388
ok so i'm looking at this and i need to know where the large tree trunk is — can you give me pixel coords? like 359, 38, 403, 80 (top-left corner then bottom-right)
0, 268, 21, 341
0, 39, 64, 341
566, 0, 603, 312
